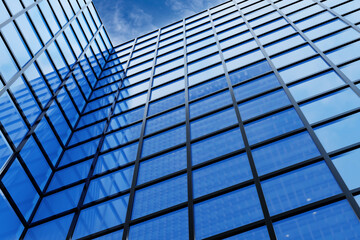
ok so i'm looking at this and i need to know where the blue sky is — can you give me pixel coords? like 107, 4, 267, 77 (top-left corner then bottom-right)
93, 0, 225, 45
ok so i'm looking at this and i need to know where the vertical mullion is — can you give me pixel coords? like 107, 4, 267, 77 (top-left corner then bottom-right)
183, 18, 195, 240
207, 6, 277, 240
122, 29, 161, 240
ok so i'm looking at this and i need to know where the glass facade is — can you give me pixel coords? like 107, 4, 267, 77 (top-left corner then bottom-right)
1, 0, 360, 239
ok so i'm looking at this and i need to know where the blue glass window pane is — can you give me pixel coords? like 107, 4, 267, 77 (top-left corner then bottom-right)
25, 214, 73, 240
315, 112, 360, 153
110, 107, 144, 130
35, 118, 62, 165
103, 123, 142, 150
85, 166, 134, 203
34, 184, 84, 221
252, 132, 320, 175
333, 148, 360, 190
262, 162, 341, 216
224, 226, 270, 240
192, 128, 244, 165
245, 108, 303, 145
130, 208, 188, 240
289, 71, 344, 102
226, 50, 265, 72
146, 107, 185, 135
233, 73, 280, 101
229, 60, 271, 85
20, 137, 51, 190
70, 121, 106, 145
137, 147, 187, 185
188, 64, 224, 86
59, 138, 99, 166
142, 125, 186, 157
0, 189, 23, 239
24, 64, 52, 108
0, 92, 28, 147
10, 77, 41, 125
132, 174, 187, 219
189, 75, 228, 101
148, 91, 185, 116
97, 142, 138, 174
315, 28, 360, 52
195, 186, 263, 240
0, 131, 12, 170
0, 36, 18, 82
48, 102, 72, 145
271, 45, 316, 69
301, 88, 360, 124
73, 194, 129, 239
36, 53, 61, 91
191, 107, 238, 139
190, 90, 233, 118
49, 0, 67, 27
274, 200, 360, 240
239, 90, 290, 121
279, 56, 329, 84
94, 230, 123, 240
39, 1, 60, 35
57, 88, 79, 127
4, 0, 22, 15
327, 41, 360, 65
1, 22, 31, 67
48, 160, 92, 191
340, 59, 360, 82
15, 14, 42, 55
3, 159, 39, 220
28, 7, 52, 44
193, 153, 252, 198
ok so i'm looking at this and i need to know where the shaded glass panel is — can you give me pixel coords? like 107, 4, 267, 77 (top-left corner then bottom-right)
333, 148, 360, 190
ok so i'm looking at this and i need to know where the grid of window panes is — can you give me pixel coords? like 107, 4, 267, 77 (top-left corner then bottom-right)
2, 0, 360, 239
0, 0, 114, 239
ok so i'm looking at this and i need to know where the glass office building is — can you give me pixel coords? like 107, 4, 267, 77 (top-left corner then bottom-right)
1, 0, 360, 239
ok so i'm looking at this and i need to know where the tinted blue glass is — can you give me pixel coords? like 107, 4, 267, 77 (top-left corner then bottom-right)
25, 214, 74, 240
15, 14, 42, 55
192, 128, 244, 165
146, 107, 185, 135
1, 22, 31, 67
274, 200, 360, 239
0, 92, 28, 147
38, 1, 60, 35
142, 125, 186, 157
85, 166, 134, 203
252, 132, 320, 175
301, 88, 360, 124
195, 186, 263, 240
190, 90, 233, 118
59, 138, 100, 166
327, 41, 360, 65
111, 107, 144, 127
70, 121, 106, 145
148, 91, 185, 116
94, 230, 123, 240
73, 194, 129, 239
24, 64, 52, 108
20, 137, 51, 190
189, 75, 228, 101
333, 148, 360, 190
188, 64, 224, 86
239, 90, 290, 121
28, 7, 52, 44
0, 131, 12, 170
132, 174, 187, 219
271, 45, 316, 69
130, 208, 189, 240
262, 162, 341, 216
340, 59, 360, 82
225, 226, 270, 240
190, 107, 238, 139
229, 60, 271, 85
103, 123, 142, 150
289, 71, 344, 102
48, 102, 72, 145
315, 112, 360, 152
3, 159, 38, 220
233, 73, 280, 101
245, 108, 303, 145
34, 184, 84, 221
138, 147, 187, 185
0, 189, 23, 239
193, 153, 252, 198
36, 53, 61, 91
48, 160, 92, 191
97, 142, 138, 174
57, 89, 79, 127
0, 35, 18, 82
